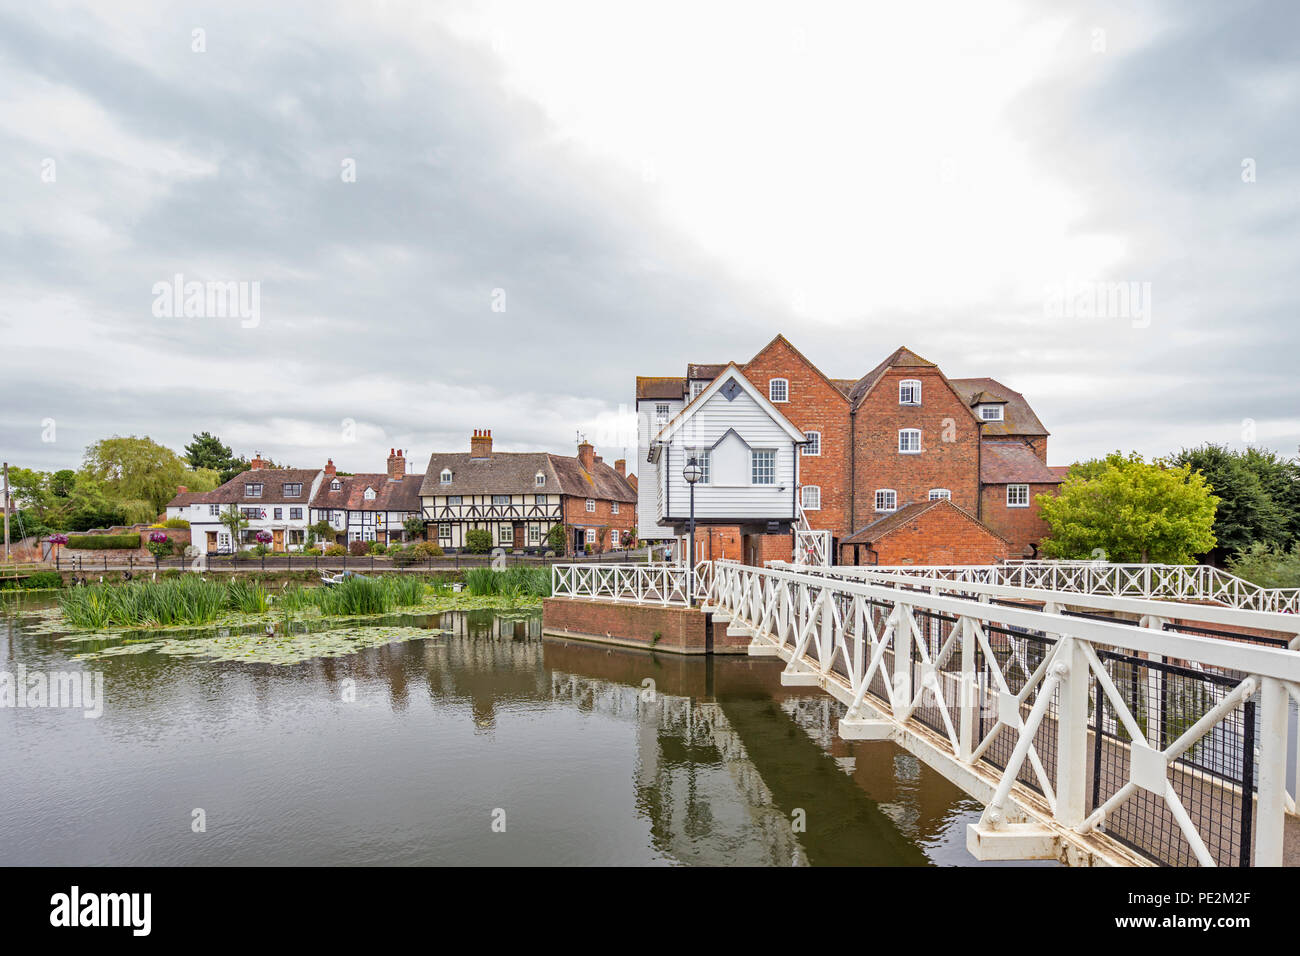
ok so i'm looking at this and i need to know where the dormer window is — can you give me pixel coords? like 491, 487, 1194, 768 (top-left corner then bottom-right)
899, 380, 921, 405
330, 479, 341, 491
769, 378, 788, 403
440, 469, 452, 484
283, 483, 302, 497
364, 487, 376, 501
244, 482, 263, 498
978, 404, 1004, 421
689, 381, 706, 400
535, 472, 546, 487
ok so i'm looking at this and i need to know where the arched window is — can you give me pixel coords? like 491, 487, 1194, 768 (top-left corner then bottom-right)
928, 488, 951, 500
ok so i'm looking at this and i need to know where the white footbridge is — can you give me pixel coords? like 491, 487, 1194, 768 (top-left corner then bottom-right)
553, 558, 1300, 866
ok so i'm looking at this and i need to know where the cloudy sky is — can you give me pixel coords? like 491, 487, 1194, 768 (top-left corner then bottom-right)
1, 0, 1296, 481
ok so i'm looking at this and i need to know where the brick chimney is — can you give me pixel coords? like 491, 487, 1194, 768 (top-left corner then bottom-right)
577, 440, 595, 473
613, 459, 625, 478
324, 458, 336, 476
250, 453, 268, 470
470, 429, 494, 459
176, 485, 188, 494
387, 448, 405, 481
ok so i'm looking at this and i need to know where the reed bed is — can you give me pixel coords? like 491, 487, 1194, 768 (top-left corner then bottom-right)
463, 566, 551, 598
59, 574, 429, 628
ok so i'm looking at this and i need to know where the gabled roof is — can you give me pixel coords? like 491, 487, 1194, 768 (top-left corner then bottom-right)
204, 468, 321, 505
847, 346, 937, 405
546, 454, 637, 502
745, 334, 851, 406
980, 442, 1064, 484
416, 451, 635, 502
687, 363, 728, 379
951, 378, 1048, 437
842, 498, 1009, 546
310, 473, 422, 512
166, 490, 206, 508
652, 363, 805, 446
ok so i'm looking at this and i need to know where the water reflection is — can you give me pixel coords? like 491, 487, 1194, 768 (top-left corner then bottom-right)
0, 595, 1006, 866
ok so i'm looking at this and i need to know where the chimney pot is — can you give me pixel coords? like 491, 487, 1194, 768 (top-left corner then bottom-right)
577, 440, 595, 473
470, 429, 494, 459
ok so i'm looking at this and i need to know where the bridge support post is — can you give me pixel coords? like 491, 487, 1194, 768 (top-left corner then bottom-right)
1255, 676, 1288, 866
893, 604, 912, 718
958, 617, 975, 762
1054, 633, 1090, 827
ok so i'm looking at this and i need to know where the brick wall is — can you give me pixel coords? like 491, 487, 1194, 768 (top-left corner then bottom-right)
839, 503, 1008, 565
743, 337, 852, 540
746, 531, 793, 566
561, 494, 636, 553
543, 597, 709, 652
979, 482, 1057, 558
851, 367, 981, 529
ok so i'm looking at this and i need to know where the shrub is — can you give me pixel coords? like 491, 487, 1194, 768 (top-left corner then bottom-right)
65, 533, 141, 550
465, 528, 493, 553
162, 518, 191, 529
1228, 542, 1300, 589
21, 571, 63, 590
385, 543, 405, 556
303, 547, 322, 557
324, 544, 346, 556
546, 524, 566, 555
413, 541, 444, 558
392, 548, 421, 568
367, 541, 385, 555
349, 540, 370, 557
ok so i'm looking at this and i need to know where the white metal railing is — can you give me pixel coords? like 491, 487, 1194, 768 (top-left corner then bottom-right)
793, 501, 831, 567
839, 561, 1300, 614
704, 559, 1300, 866
551, 563, 714, 606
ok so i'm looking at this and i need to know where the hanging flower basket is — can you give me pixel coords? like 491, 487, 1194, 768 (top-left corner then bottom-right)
255, 531, 273, 544
48, 534, 69, 545
149, 531, 168, 544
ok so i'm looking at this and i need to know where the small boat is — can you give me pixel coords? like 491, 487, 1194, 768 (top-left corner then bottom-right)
319, 569, 368, 586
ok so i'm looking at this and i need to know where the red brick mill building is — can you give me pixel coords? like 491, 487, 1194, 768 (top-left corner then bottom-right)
634, 335, 1067, 567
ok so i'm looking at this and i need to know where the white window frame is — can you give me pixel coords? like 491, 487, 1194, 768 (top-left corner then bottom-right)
585, 498, 595, 512
655, 403, 670, 423
686, 450, 710, 485
208, 504, 220, 516
585, 528, 597, 545
979, 404, 1004, 421
898, 429, 922, 454
1007, 484, 1030, 508
437, 522, 452, 539
875, 489, 897, 512
499, 525, 514, 544
612, 502, 619, 514
899, 379, 921, 405
690, 380, 706, 400
440, 469, 452, 484
245, 483, 263, 498
527, 526, 540, 545
802, 430, 820, 456
928, 488, 951, 501
751, 449, 776, 485
801, 485, 821, 510
535, 472, 546, 486
768, 378, 789, 403
330, 479, 341, 490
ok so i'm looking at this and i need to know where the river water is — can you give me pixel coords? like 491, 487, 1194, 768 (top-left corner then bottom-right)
0, 592, 1025, 866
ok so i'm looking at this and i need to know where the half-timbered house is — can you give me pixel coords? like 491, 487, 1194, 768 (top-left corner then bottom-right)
308, 450, 423, 547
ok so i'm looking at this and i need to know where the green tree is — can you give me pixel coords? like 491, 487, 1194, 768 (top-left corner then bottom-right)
184, 432, 236, 471
402, 516, 425, 541
1171, 445, 1285, 560
219, 504, 249, 551
49, 469, 77, 498
82, 436, 187, 515
465, 528, 493, 553
1038, 451, 1218, 563
1240, 447, 1300, 544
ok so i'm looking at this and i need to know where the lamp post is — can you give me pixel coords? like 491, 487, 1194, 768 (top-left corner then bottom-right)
683, 456, 703, 605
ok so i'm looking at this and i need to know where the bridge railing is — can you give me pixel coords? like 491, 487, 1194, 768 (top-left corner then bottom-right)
828, 560, 1300, 614
552, 563, 712, 606
705, 559, 1300, 866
